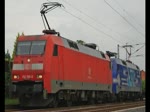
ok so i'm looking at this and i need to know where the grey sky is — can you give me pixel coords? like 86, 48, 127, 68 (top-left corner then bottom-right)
5, 0, 145, 70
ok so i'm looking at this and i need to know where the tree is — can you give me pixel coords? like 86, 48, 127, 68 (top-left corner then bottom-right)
21, 32, 24, 36
5, 50, 11, 72
5, 50, 11, 98
5, 50, 11, 61
76, 40, 85, 45
12, 32, 24, 60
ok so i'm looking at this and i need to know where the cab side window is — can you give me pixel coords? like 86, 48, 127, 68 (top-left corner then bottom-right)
53, 44, 58, 56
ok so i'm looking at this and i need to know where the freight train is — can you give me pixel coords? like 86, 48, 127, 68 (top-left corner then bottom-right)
11, 31, 143, 107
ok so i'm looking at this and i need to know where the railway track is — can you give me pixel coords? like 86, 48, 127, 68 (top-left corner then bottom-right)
5, 100, 145, 112
61, 101, 145, 112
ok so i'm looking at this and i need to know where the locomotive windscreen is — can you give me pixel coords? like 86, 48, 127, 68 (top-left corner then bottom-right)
16, 40, 46, 55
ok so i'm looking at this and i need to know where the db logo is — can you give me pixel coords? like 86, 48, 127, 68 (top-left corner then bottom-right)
88, 67, 92, 79
88, 67, 92, 75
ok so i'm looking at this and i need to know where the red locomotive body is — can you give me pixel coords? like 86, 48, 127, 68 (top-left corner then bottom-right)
12, 34, 112, 107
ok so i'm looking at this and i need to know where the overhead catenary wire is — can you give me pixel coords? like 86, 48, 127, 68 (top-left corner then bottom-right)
110, 0, 145, 43
61, 0, 142, 45
104, 0, 145, 38
131, 43, 145, 46
114, 0, 145, 30
59, 9, 111, 51
130, 54, 144, 57
112, 0, 145, 43
131, 44, 145, 55
61, 0, 110, 28
61, 8, 124, 45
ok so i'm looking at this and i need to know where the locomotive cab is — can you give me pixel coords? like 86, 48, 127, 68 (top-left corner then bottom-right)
11, 34, 58, 107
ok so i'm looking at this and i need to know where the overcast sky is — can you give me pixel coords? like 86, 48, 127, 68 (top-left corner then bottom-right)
5, 0, 145, 70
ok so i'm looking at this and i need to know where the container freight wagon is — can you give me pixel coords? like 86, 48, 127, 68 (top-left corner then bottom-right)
11, 34, 112, 107
111, 58, 142, 101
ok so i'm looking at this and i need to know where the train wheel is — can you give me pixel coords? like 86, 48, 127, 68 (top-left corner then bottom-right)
19, 93, 31, 107
88, 98, 95, 105
52, 99, 58, 107
65, 92, 72, 107
52, 95, 59, 108
66, 100, 72, 107
48, 94, 58, 108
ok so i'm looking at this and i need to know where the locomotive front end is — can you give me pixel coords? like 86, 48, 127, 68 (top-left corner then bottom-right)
11, 35, 50, 107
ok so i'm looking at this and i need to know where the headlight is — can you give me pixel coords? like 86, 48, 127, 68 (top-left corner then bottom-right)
13, 75, 19, 79
37, 74, 42, 79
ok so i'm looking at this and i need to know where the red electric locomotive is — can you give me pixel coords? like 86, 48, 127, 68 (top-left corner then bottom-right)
11, 32, 113, 107
11, 2, 113, 107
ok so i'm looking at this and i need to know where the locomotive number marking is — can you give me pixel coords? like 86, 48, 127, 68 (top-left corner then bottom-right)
22, 75, 33, 79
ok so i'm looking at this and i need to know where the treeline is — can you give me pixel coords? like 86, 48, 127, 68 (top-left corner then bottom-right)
5, 50, 14, 98
5, 32, 24, 98
5, 60, 12, 73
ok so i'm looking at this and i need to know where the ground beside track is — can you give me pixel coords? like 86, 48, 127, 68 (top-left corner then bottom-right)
112, 106, 145, 112
5, 100, 145, 112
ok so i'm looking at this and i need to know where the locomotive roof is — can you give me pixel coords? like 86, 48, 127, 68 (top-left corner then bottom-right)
111, 58, 140, 70
52, 34, 110, 61
61, 37, 109, 61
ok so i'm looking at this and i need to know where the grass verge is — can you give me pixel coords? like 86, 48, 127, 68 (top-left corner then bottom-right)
5, 98, 19, 105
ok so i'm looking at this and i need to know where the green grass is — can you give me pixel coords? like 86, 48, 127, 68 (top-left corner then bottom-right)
5, 98, 19, 105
